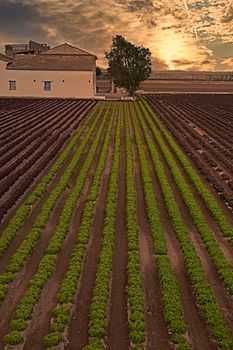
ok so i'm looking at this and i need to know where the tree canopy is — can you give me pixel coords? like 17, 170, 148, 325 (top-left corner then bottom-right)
105, 35, 152, 96
96, 67, 102, 77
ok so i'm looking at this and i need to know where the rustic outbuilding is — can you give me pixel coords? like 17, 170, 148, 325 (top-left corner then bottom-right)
0, 43, 97, 99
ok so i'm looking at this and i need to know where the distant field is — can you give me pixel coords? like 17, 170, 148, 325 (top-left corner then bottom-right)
96, 79, 233, 93
141, 80, 233, 92
0, 96, 233, 350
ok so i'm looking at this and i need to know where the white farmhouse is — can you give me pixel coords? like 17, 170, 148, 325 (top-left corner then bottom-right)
0, 43, 97, 99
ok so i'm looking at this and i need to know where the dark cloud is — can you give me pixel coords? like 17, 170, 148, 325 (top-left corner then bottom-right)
37, 5, 118, 52
0, 1, 38, 22
0, 0, 47, 39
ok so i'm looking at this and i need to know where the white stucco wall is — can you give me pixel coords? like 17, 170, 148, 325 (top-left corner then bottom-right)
0, 63, 95, 98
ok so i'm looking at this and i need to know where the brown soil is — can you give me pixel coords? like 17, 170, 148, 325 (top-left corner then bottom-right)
141, 81, 233, 93
146, 95, 233, 213
144, 115, 233, 336
135, 107, 217, 349
1, 98, 233, 350
0, 184, 69, 349
65, 113, 116, 350
0, 109, 102, 348
129, 113, 172, 350
107, 107, 130, 350
0, 115, 99, 272
149, 102, 233, 268
23, 119, 107, 350
0, 104, 96, 233
0, 100, 95, 223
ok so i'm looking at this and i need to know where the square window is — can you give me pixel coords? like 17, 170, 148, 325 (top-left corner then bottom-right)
9, 81, 16, 90
44, 81, 52, 91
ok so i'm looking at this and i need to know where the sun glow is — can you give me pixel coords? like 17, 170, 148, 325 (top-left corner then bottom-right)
150, 32, 189, 69
149, 25, 215, 70
167, 60, 175, 70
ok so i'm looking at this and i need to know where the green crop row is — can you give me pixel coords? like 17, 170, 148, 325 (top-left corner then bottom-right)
129, 103, 167, 255
0, 103, 100, 257
83, 104, 121, 350
4, 254, 56, 346
124, 103, 146, 349
130, 102, 191, 350
44, 104, 110, 257
136, 102, 233, 349
3, 106, 110, 346
142, 97, 233, 238
43, 104, 116, 348
139, 101, 233, 295
0, 104, 104, 304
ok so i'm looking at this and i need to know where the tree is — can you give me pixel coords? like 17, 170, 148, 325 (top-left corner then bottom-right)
96, 67, 102, 77
105, 35, 152, 96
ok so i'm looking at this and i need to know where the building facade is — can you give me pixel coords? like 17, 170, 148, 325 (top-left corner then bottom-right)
0, 43, 97, 99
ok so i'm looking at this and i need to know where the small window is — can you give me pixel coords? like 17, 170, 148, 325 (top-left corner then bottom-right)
44, 81, 52, 91
9, 80, 16, 90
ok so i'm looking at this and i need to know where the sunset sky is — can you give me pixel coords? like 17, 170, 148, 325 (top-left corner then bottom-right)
0, 0, 233, 71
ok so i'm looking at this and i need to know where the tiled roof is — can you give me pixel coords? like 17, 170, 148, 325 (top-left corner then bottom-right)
6, 54, 95, 71
42, 43, 97, 58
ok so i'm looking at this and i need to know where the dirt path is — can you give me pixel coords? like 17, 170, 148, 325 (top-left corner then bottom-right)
144, 112, 233, 337
136, 107, 216, 349
0, 115, 99, 273
0, 111, 103, 348
65, 113, 117, 350
23, 118, 107, 350
149, 104, 233, 275
149, 96, 233, 215
129, 111, 172, 350
152, 110, 233, 262
107, 107, 130, 350
0, 101, 95, 222
146, 96, 233, 213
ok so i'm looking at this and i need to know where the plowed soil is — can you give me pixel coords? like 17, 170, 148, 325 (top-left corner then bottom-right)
0, 96, 233, 350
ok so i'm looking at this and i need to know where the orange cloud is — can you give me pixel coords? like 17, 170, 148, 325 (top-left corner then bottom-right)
0, 0, 232, 71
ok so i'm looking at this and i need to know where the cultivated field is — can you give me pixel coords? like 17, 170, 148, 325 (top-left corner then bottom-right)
0, 96, 233, 350
141, 80, 233, 93
146, 94, 233, 212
